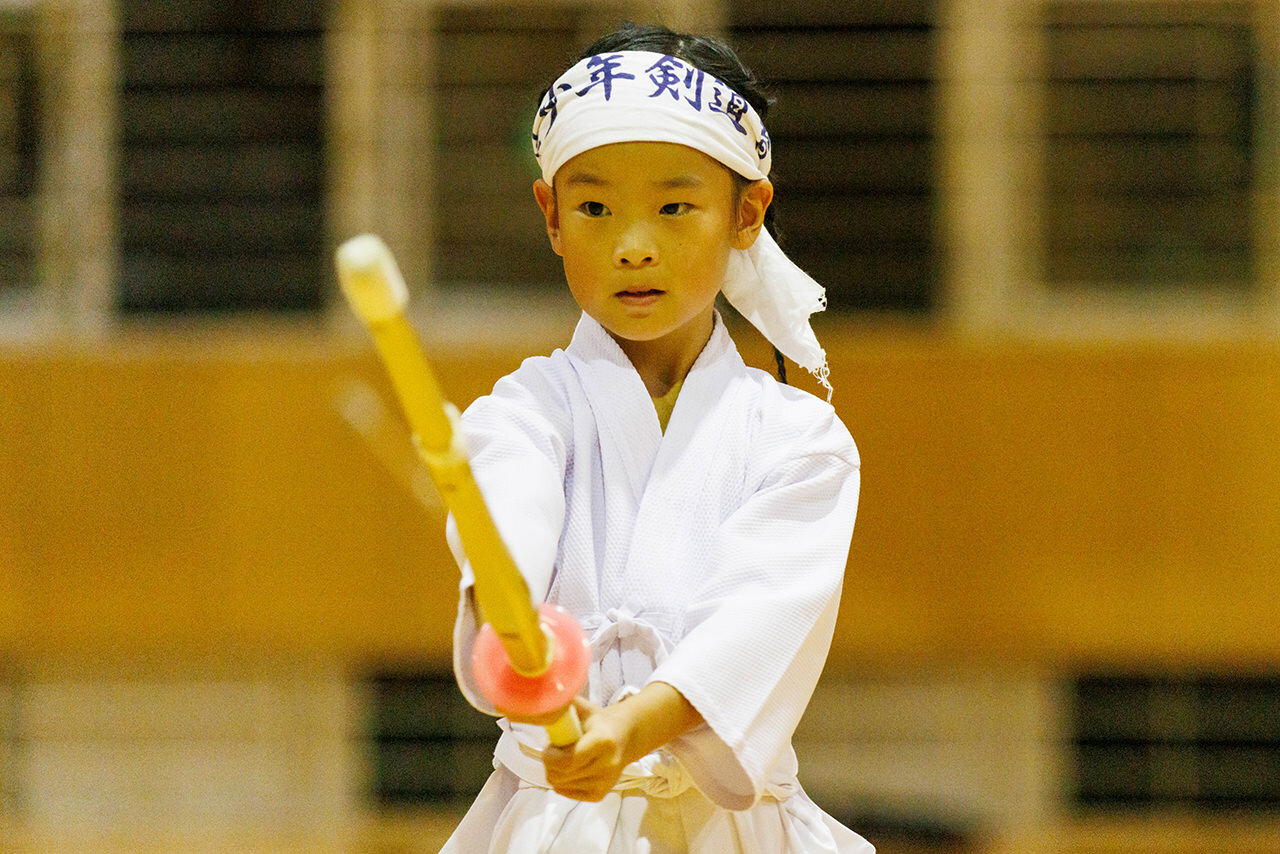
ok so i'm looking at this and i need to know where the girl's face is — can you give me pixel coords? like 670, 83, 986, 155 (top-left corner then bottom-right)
534, 141, 770, 359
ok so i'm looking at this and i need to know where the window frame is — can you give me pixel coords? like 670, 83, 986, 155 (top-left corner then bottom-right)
940, 0, 1280, 342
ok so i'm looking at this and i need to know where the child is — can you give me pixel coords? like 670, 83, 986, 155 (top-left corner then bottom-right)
441, 22, 872, 854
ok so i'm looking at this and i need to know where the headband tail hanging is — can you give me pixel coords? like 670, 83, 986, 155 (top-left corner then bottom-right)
721, 229, 832, 400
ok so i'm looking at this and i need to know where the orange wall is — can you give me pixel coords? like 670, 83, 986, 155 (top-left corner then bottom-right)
2, 319, 1278, 670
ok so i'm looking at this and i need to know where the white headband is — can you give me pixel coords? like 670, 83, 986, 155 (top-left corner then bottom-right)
532, 50, 832, 397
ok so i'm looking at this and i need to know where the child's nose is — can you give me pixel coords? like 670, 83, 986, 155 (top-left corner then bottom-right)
614, 225, 657, 268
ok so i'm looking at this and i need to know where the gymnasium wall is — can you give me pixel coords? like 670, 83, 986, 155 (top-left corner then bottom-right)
4, 0, 1280, 849
3, 318, 1277, 669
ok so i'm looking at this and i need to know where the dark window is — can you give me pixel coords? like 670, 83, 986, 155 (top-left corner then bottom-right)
433, 5, 589, 292
730, 0, 940, 313
0, 8, 38, 296
1043, 2, 1259, 292
1073, 673, 1280, 810
369, 671, 497, 808
117, 0, 326, 312
434, 3, 941, 315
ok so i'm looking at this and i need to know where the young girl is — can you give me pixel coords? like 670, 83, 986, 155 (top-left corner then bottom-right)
441, 23, 872, 854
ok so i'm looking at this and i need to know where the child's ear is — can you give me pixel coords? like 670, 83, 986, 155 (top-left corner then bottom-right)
533, 179, 563, 256
732, 178, 774, 250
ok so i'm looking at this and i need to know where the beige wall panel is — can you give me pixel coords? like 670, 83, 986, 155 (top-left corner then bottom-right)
3, 322, 1278, 668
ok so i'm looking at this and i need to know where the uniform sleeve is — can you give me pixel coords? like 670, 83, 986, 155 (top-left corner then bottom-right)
447, 363, 571, 715
651, 413, 860, 809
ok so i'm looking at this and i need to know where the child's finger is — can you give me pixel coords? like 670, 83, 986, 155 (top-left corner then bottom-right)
543, 731, 603, 776
541, 709, 630, 802
570, 695, 600, 720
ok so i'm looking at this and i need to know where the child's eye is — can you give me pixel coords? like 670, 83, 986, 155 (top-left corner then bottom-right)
660, 202, 691, 216
579, 201, 607, 217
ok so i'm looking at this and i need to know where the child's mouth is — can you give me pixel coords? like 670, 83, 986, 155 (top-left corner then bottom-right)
617, 289, 664, 305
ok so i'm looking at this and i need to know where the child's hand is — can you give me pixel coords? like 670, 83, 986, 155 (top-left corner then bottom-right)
501, 681, 702, 802
539, 681, 704, 803
541, 697, 631, 802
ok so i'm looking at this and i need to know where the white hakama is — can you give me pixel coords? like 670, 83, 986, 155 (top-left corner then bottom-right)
441, 314, 870, 854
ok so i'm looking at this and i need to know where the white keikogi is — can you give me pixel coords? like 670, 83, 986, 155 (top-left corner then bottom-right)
441, 50, 870, 854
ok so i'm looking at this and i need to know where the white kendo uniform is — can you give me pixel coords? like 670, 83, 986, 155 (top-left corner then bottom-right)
440, 313, 872, 854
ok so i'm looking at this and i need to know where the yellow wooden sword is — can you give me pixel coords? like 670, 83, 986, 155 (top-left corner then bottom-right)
335, 234, 586, 746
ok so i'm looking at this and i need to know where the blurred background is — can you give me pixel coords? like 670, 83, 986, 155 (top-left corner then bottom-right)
2, 0, 1279, 851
